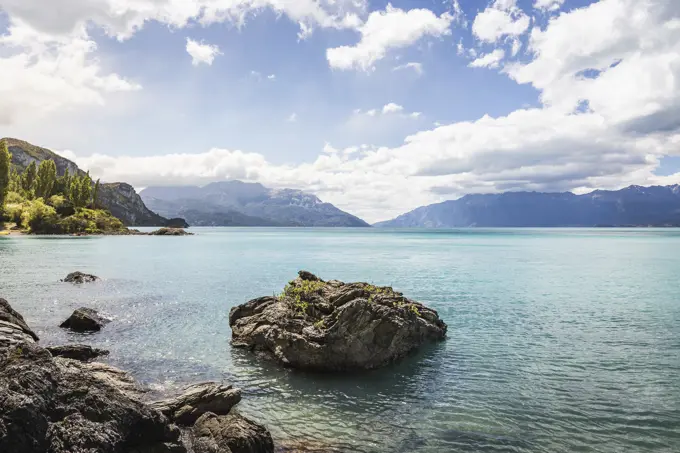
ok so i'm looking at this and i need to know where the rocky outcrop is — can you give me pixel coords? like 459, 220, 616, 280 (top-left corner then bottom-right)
63, 271, 100, 284
229, 271, 447, 371
0, 302, 184, 453
191, 412, 274, 453
46, 344, 110, 361
60, 307, 111, 332
0, 298, 275, 453
150, 382, 242, 426
147, 228, 193, 236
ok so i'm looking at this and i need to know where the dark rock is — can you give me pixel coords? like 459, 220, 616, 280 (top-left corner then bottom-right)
165, 218, 190, 228
63, 271, 100, 284
150, 382, 242, 426
60, 307, 110, 332
229, 272, 447, 371
191, 412, 274, 453
148, 228, 193, 236
297, 271, 321, 282
46, 344, 109, 362
0, 299, 186, 453
0, 298, 39, 341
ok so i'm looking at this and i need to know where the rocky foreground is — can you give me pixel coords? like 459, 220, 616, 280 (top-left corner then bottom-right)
0, 298, 273, 453
229, 271, 447, 371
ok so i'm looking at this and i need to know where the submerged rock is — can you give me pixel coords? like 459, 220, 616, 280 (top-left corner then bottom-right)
63, 271, 100, 284
150, 382, 242, 426
191, 412, 274, 453
60, 307, 111, 332
229, 271, 447, 371
46, 344, 110, 362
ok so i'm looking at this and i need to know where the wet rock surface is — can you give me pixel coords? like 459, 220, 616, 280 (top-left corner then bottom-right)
229, 271, 447, 371
62, 271, 100, 284
46, 344, 110, 362
191, 412, 274, 453
150, 382, 243, 426
60, 307, 111, 332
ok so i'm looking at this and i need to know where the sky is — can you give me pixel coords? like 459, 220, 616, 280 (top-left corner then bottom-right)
1, 0, 680, 223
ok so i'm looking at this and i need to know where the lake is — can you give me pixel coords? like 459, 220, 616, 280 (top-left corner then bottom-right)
1, 228, 679, 452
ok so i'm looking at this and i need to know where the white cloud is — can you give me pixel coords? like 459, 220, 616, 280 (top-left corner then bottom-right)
0, 0, 369, 125
469, 49, 506, 68
185, 38, 221, 66
393, 62, 424, 75
472, 2, 530, 43
0, 20, 139, 125
327, 4, 453, 71
534, 0, 566, 11
382, 103, 404, 114
267, 74, 276, 80
287, 113, 298, 122
354, 103, 421, 119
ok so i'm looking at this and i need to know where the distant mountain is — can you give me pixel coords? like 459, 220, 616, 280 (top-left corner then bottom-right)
374, 185, 680, 227
140, 181, 370, 227
5, 138, 178, 227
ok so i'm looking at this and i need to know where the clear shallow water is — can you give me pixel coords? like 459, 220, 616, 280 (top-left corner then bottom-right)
1, 228, 679, 452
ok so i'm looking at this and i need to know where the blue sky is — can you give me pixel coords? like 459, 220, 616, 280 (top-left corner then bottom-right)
1, 0, 680, 222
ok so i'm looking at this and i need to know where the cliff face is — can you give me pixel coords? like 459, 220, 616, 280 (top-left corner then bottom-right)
4, 138, 173, 227
98, 182, 171, 226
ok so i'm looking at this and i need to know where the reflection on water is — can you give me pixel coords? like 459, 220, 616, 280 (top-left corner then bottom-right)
1, 228, 679, 452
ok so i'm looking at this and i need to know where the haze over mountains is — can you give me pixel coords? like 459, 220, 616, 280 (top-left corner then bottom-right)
375, 185, 680, 228
139, 182, 370, 227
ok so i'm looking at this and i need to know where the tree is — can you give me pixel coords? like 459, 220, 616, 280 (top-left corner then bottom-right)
0, 139, 10, 214
21, 161, 37, 197
70, 172, 93, 208
35, 160, 57, 199
54, 168, 71, 198
92, 178, 100, 209
8, 167, 21, 193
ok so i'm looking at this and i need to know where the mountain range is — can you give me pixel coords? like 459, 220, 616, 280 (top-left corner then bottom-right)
139, 182, 370, 227
375, 185, 680, 227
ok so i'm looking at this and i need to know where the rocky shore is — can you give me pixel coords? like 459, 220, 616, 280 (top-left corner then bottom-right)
0, 297, 273, 453
230, 271, 447, 371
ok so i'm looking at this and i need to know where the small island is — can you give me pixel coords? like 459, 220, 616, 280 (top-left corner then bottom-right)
230, 271, 447, 371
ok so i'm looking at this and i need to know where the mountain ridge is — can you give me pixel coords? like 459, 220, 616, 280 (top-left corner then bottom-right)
140, 181, 370, 227
375, 185, 680, 227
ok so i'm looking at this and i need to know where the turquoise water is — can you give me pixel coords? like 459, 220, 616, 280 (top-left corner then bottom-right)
1, 228, 679, 452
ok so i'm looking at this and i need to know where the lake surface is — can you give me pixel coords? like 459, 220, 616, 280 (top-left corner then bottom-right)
1, 228, 679, 452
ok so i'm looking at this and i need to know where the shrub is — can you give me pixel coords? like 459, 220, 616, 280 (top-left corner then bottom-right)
6, 191, 25, 204
21, 198, 61, 233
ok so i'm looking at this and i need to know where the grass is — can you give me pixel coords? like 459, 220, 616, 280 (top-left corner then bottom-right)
278, 279, 326, 314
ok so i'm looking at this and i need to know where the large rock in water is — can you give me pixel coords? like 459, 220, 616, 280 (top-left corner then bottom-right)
229, 271, 447, 371
60, 307, 111, 332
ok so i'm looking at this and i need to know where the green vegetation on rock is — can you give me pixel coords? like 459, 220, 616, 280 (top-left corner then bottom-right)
0, 145, 125, 235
